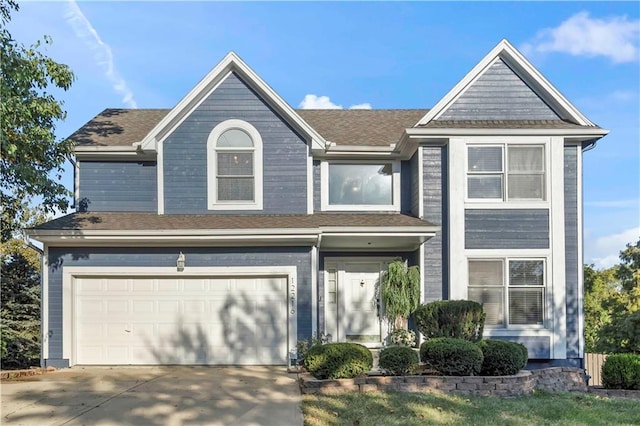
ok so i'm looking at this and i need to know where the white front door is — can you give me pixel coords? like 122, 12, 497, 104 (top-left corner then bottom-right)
325, 259, 389, 346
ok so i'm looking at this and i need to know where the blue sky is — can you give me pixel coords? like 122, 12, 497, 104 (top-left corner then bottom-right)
11, 1, 639, 268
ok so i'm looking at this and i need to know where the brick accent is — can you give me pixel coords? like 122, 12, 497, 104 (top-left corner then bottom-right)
299, 367, 589, 397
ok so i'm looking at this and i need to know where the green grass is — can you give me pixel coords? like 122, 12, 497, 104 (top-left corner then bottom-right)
302, 391, 640, 425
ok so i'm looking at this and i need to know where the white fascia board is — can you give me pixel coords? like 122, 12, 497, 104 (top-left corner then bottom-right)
416, 39, 599, 127
320, 226, 438, 236
75, 146, 139, 153
139, 52, 326, 152
406, 127, 609, 139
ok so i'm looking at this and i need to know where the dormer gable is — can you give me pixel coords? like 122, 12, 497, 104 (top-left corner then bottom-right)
138, 52, 326, 153
416, 39, 597, 127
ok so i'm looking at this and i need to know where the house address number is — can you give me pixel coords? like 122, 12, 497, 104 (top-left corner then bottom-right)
290, 281, 296, 314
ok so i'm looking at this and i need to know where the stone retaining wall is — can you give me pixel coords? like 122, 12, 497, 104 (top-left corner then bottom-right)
300, 367, 587, 397
0, 367, 56, 380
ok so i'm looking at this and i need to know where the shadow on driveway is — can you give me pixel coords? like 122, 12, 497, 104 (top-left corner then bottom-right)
1, 366, 302, 425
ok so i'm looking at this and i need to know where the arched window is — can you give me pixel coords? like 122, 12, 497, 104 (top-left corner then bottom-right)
207, 119, 263, 210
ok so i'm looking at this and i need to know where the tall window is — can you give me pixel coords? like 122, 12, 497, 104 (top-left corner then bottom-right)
467, 259, 545, 327
467, 145, 545, 201
207, 120, 263, 210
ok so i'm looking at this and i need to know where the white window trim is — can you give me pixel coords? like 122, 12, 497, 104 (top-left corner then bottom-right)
464, 138, 550, 206
207, 119, 263, 210
320, 160, 401, 212
467, 255, 549, 330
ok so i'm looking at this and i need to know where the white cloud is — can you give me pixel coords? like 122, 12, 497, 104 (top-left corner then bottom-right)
521, 11, 639, 63
299, 94, 342, 109
298, 94, 372, 110
348, 103, 372, 110
586, 227, 640, 269
64, 0, 137, 108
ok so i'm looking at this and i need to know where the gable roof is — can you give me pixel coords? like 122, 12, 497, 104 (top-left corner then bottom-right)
137, 52, 327, 152
416, 39, 599, 127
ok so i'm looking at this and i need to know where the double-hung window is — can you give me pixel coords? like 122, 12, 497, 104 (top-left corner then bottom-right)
467, 259, 545, 327
207, 119, 263, 210
467, 145, 545, 201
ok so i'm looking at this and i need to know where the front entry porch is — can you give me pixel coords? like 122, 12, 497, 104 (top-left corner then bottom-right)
323, 258, 393, 348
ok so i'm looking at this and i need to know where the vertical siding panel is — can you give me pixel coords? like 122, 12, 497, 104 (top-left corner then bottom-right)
163, 72, 309, 215
564, 146, 580, 358
423, 146, 448, 301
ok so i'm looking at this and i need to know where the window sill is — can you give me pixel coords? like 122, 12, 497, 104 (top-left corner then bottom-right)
208, 202, 263, 211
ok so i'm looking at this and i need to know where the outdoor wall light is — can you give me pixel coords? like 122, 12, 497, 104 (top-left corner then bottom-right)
177, 252, 185, 272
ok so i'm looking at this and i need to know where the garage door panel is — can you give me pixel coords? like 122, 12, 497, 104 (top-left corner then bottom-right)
106, 279, 129, 292
106, 300, 129, 314
157, 279, 180, 292
75, 276, 288, 365
132, 279, 154, 292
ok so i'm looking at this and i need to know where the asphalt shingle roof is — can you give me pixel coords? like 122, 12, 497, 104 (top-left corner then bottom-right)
32, 212, 436, 232
70, 108, 601, 149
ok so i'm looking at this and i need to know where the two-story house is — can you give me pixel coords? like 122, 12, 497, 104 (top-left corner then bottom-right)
28, 40, 608, 369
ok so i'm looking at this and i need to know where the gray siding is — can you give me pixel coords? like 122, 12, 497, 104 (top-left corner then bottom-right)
423, 146, 448, 301
465, 209, 550, 249
78, 161, 157, 212
401, 160, 412, 214
495, 336, 551, 359
410, 151, 420, 217
46, 247, 312, 364
438, 59, 560, 121
313, 160, 321, 212
564, 146, 580, 358
163, 72, 309, 214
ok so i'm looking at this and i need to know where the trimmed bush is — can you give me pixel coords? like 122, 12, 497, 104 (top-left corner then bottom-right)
601, 353, 640, 390
414, 300, 485, 342
379, 346, 420, 376
477, 340, 528, 376
304, 342, 373, 379
420, 337, 483, 376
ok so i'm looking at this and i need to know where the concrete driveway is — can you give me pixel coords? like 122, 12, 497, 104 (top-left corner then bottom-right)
1, 366, 303, 425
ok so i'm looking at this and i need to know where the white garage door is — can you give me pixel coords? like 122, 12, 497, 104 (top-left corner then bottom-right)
75, 276, 288, 365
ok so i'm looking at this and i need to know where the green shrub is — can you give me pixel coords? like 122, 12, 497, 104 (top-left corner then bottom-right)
379, 346, 420, 376
304, 342, 373, 379
601, 353, 640, 390
477, 340, 528, 375
420, 337, 483, 376
414, 300, 485, 342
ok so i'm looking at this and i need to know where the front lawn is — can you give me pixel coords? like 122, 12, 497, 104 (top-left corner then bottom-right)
302, 390, 640, 425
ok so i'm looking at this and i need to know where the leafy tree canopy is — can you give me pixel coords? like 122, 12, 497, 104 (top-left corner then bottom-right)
585, 237, 640, 354
1, 0, 75, 242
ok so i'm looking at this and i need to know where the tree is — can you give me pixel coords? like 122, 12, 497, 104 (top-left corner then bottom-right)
583, 265, 617, 352
380, 259, 420, 330
0, 206, 48, 368
0, 0, 75, 242
584, 237, 640, 354
1, 250, 41, 368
